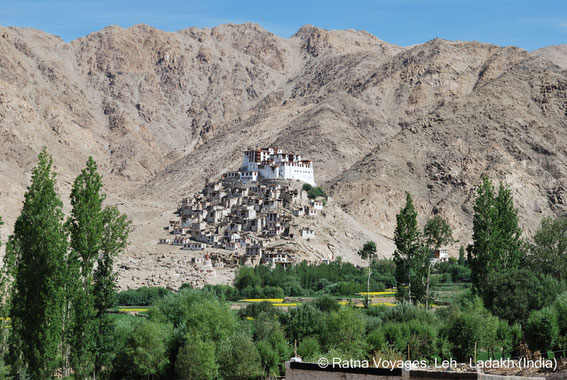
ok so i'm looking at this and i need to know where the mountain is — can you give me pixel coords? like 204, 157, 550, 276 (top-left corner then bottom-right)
1, 23, 566, 288
533, 44, 567, 70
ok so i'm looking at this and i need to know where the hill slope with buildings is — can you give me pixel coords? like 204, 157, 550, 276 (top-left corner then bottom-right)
1, 23, 566, 288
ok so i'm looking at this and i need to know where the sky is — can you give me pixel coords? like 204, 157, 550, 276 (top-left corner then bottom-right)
0, 0, 565, 51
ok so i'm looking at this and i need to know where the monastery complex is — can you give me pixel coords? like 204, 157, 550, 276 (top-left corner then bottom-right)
158, 148, 331, 278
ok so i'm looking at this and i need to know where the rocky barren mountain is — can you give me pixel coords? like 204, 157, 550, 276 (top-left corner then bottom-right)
1, 23, 566, 287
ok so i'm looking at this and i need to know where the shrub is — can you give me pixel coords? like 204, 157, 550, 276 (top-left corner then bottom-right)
323, 307, 367, 357
202, 284, 240, 301
298, 337, 321, 361
218, 332, 262, 379
482, 269, 565, 325
282, 304, 325, 343
313, 295, 340, 313
367, 329, 386, 353
150, 289, 238, 344
525, 306, 559, 354
238, 301, 282, 320
175, 337, 219, 380
116, 286, 172, 306
118, 320, 173, 378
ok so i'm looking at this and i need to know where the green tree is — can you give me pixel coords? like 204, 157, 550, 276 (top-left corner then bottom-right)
282, 304, 325, 343
234, 266, 262, 290
175, 337, 219, 380
218, 332, 262, 379
358, 241, 377, 307
93, 205, 130, 375
120, 320, 173, 378
67, 157, 105, 377
423, 216, 453, 308
9, 149, 68, 378
528, 217, 567, 281
445, 295, 499, 362
297, 337, 321, 362
254, 315, 292, 377
323, 307, 367, 358
393, 193, 425, 303
525, 307, 559, 355
470, 177, 523, 296
0, 216, 14, 357
482, 269, 564, 325
458, 245, 465, 266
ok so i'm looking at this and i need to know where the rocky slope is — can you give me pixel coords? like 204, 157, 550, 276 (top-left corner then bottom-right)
1, 23, 566, 287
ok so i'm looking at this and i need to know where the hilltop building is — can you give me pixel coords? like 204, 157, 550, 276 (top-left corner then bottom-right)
226, 147, 316, 185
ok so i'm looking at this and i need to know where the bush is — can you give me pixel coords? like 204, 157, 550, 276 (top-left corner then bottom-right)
323, 307, 367, 357
525, 306, 559, 354
482, 269, 565, 325
313, 295, 340, 313
298, 337, 321, 361
116, 286, 172, 306
175, 337, 219, 380
150, 288, 238, 343
218, 332, 262, 379
263, 286, 285, 299
367, 329, 386, 353
282, 304, 325, 343
444, 295, 499, 362
238, 301, 282, 320
253, 315, 292, 377
117, 320, 173, 378
202, 284, 240, 301
553, 292, 567, 350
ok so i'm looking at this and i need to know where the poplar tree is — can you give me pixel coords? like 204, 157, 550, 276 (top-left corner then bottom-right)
393, 192, 424, 303
423, 216, 453, 309
68, 157, 105, 378
357, 241, 377, 307
470, 176, 496, 295
94, 204, 130, 375
9, 149, 68, 378
470, 176, 523, 296
0, 220, 16, 360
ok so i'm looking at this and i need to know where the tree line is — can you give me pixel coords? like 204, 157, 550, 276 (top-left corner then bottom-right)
0, 149, 130, 379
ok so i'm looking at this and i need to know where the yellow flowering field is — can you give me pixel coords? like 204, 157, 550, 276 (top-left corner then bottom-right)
240, 298, 284, 303
357, 291, 395, 296
118, 308, 148, 312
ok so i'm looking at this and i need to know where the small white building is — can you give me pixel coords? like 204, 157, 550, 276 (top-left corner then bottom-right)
183, 242, 206, 251
300, 227, 315, 239
431, 248, 449, 264
310, 200, 324, 210
172, 236, 189, 246
292, 208, 304, 217
304, 206, 318, 217
173, 226, 189, 235
158, 238, 172, 244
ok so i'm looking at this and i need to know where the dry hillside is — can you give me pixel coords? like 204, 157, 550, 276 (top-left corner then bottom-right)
1, 24, 566, 288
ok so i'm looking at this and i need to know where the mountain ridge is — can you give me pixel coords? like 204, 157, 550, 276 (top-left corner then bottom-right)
1, 23, 566, 287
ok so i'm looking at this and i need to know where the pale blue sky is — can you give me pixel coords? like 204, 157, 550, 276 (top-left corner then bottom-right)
0, 0, 565, 51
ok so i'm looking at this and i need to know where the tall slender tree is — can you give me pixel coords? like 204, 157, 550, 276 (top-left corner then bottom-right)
469, 176, 523, 296
94, 205, 130, 376
0, 220, 17, 362
67, 157, 105, 378
357, 241, 377, 307
393, 192, 423, 303
423, 216, 454, 309
9, 149, 68, 378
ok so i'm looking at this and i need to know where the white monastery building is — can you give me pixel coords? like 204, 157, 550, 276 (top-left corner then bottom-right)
232, 147, 316, 186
